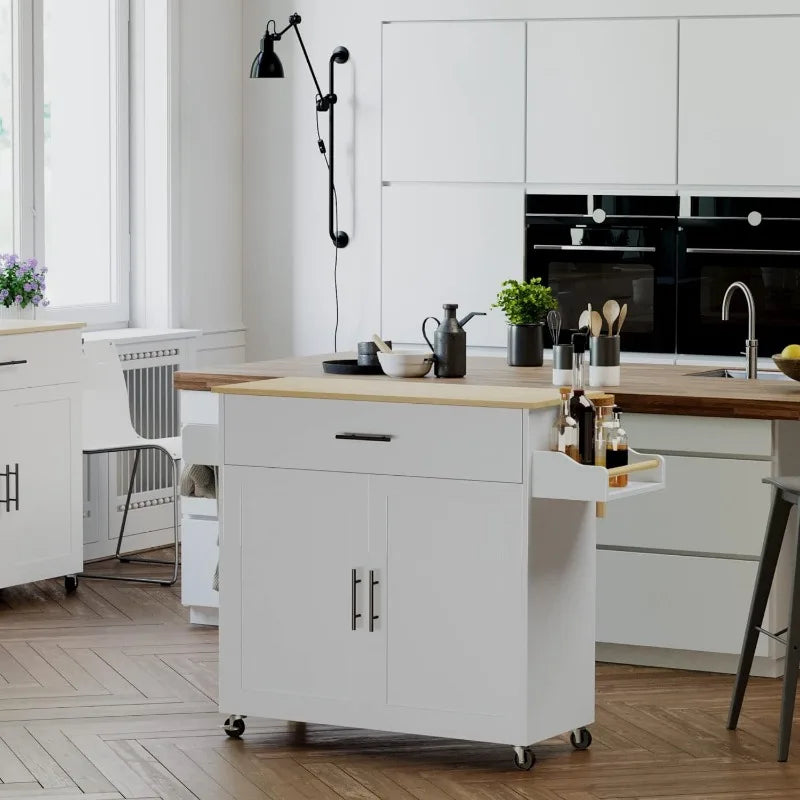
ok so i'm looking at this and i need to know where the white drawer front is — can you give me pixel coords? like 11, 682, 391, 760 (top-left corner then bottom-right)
625, 414, 771, 457
223, 395, 523, 483
0, 330, 81, 391
181, 517, 219, 609
597, 550, 767, 656
597, 455, 771, 557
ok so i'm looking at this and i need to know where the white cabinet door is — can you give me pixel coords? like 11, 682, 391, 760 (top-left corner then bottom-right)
527, 19, 678, 185
597, 455, 772, 557
382, 184, 523, 347
382, 21, 526, 183
374, 476, 525, 734
679, 17, 800, 186
0, 384, 82, 589
221, 467, 377, 713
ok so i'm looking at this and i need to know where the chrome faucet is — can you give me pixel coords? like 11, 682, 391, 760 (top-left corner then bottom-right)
721, 281, 758, 379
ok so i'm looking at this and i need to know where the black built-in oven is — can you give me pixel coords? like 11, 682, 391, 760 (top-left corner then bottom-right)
678, 197, 800, 357
525, 195, 678, 353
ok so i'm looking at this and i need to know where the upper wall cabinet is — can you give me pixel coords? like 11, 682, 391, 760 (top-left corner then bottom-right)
382, 22, 526, 183
679, 17, 800, 186
527, 19, 678, 185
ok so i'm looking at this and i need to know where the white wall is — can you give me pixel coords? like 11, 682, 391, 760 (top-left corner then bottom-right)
179, 0, 245, 365
242, 0, 800, 360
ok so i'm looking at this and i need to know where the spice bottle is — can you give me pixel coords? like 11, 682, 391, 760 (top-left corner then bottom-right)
605, 406, 629, 487
569, 332, 596, 465
551, 387, 580, 462
593, 394, 616, 467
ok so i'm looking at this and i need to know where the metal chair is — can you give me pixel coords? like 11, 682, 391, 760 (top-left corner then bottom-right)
728, 476, 800, 761
74, 340, 181, 587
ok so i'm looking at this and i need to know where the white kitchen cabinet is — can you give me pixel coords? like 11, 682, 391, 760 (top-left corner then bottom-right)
679, 17, 800, 186
382, 184, 523, 348
526, 19, 678, 185
382, 21, 525, 183
0, 384, 81, 589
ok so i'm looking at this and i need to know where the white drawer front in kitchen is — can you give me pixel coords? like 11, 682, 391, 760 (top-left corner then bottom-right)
625, 414, 771, 457
223, 395, 523, 483
0, 330, 81, 391
597, 455, 771, 557
597, 550, 767, 656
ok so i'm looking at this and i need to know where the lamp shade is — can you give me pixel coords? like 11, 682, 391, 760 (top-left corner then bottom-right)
250, 35, 284, 78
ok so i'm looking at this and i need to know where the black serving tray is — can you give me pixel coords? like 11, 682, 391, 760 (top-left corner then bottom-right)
322, 359, 383, 376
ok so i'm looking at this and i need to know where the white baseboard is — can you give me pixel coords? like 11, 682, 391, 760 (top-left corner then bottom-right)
83, 525, 178, 563
597, 642, 783, 678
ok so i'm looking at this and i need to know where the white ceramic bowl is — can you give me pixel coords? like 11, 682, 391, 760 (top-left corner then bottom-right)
377, 351, 434, 378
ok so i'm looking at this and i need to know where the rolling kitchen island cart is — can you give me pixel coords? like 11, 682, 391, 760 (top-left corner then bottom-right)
212, 378, 665, 769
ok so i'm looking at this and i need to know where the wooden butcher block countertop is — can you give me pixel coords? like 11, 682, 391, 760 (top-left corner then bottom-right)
175, 354, 800, 421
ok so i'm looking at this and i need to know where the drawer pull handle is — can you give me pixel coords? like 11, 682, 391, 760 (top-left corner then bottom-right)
369, 569, 379, 632
351, 568, 362, 630
335, 433, 393, 443
0, 360, 27, 367
1, 463, 19, 512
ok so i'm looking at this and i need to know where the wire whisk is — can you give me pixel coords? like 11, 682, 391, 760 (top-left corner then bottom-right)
546, 310, 562, 346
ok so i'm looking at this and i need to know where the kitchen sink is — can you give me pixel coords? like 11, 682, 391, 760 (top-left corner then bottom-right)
687, 368, 792, 382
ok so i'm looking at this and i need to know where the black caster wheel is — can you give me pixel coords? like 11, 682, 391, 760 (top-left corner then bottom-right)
513, 747, 535, 770
64, 575, 79, 594
570, 728, 592, 750
223, 716, 246, 738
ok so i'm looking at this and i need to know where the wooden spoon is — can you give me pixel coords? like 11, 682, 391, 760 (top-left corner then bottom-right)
616, 304, 628, 335
372, 334, 393, 353
603, 299, 620, 336
590, 311, 603, 337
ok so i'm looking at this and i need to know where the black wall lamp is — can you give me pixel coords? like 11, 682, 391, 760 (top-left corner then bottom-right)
251, 13, 350, 248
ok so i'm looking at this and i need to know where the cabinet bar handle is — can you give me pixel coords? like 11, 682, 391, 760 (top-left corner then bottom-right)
4, 465, 8, 512
369, 569, 379, 632
335, 433, 393, 443
0, 360, 27, 367
351, 568, 362, 630
13, 463, 18, 511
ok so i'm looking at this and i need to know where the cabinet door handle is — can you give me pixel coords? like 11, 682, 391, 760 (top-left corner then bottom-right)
369, 569, 379, 632
12, 463, 18, 511
335, 433, 393, 443
351, 568, 362, 630
2, 464, 17, 512
0, 360, 27, 367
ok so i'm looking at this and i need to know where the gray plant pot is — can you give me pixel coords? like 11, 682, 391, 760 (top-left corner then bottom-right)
507, 323, 544, 367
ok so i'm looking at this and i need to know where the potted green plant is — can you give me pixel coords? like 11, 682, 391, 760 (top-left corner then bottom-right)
492, 278, 557, 366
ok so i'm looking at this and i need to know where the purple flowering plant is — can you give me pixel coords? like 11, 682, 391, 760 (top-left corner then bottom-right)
0, 255, 48, 309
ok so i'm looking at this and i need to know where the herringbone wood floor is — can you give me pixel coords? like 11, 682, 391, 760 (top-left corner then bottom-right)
0, 551, 799, 799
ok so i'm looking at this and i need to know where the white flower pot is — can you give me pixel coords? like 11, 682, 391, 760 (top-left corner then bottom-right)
0, 305, 36, 321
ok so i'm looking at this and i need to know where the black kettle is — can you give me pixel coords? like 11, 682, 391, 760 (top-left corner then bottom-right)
422, 304, 486, 378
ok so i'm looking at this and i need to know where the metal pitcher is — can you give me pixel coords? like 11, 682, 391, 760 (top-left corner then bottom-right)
422, 304, 485, 378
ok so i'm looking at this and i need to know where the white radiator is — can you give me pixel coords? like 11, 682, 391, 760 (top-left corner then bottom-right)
83, 332, 199, 561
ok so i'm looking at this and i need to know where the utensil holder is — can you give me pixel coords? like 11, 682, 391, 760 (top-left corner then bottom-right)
552, 344, 574, 386
589, 336, 620, 387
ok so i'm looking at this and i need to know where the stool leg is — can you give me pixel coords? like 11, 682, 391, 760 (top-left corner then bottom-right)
778, 513, 800, 761
728, 490, 792, 730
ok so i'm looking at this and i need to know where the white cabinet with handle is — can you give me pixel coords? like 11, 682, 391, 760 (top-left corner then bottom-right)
679, 17, 800, 187
217, 385, 665, 762
526, 19, 678, 186
0, 324, 83, 590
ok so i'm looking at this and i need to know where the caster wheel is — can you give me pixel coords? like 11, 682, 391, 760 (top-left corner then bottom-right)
64, 575, 79, 594
570, 728, 592, 750
513, 747, 535, 770
223, 716, 246, 738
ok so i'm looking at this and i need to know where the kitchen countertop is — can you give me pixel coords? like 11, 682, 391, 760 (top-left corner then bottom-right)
213, 376, 566, 410
0, 320, 84, 335
175, 354, 800, 420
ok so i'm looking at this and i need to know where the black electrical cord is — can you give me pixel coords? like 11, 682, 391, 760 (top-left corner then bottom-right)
316, 105, 339, 353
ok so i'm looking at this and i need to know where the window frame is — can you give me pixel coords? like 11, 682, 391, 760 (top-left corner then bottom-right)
12, 0, 130, 327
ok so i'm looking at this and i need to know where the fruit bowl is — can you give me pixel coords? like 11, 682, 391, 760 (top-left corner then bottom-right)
772, 356, 800, 382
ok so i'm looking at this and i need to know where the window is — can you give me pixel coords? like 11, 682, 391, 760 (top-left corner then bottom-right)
3, 0, 129, 324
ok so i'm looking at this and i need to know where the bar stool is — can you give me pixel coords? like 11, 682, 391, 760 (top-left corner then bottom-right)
728, 477, 800, 762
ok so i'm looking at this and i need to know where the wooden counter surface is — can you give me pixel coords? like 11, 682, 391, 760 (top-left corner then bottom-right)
175, 354, 800, 421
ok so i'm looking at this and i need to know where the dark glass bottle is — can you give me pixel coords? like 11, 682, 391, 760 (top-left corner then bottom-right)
569, 332, 596, 465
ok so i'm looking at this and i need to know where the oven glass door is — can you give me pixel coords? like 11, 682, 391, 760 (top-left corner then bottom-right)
678, 245, 800, 357
526, 223, 676, 353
